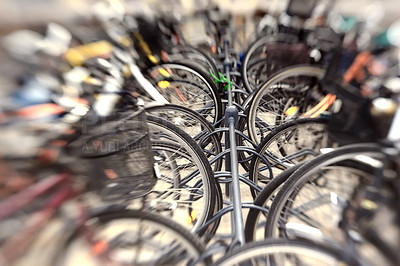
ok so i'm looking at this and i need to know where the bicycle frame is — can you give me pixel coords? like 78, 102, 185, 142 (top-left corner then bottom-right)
0, 173, 78, 264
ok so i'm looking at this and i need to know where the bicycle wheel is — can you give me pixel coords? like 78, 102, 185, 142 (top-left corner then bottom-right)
236, 113, 256, 172
247, 65, 326, 144
146, 104, 222, 171
213, 238, 361, 266
163, 45, 219, 80
146, 115, 221, 236
240, 34, 301, 93
340, 170, 400, 266
265, 143, 382, 241
248, 118, 331, 197
146, 62, 223, 125
245, 158, 376, 242
56, 208, 208, 266
245, 164, 303, 242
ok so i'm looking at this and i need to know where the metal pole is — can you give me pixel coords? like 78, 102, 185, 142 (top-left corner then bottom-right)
224, 37, 232, 197
227, 114, 245, 247
223, 36, 245, 248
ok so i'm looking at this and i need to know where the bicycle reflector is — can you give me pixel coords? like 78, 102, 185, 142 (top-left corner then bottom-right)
158, 80, 170, 89
285, 106, 298, 116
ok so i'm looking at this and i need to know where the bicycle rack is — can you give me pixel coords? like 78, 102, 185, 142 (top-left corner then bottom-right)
192, 18, 328, 260
193, 23, 272, 254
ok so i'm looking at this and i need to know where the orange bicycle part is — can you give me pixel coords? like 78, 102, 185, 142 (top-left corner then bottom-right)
175, 87, 188, 105
301, 51, 372, 118
302, 93, 336, 118
343, 51, 372, 84
309, 94, 336, 118
92, 240, 108, 255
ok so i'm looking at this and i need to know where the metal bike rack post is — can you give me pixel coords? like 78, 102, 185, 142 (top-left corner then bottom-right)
223, 37, 245, 248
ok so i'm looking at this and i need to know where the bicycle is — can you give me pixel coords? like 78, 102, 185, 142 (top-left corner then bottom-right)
240, 0, 336, 94
92, 1, 224, 125
0, 170, 209, 265
243, 24, 400, 263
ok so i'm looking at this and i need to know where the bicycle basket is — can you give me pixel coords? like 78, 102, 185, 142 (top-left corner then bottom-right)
72, 109, 156, 201
265, 42, 311, 74
266, 42, 311, 69
325, 81, 380, 145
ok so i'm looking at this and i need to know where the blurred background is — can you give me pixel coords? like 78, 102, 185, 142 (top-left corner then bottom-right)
0, 0, 399, 28
0, 0, 399, 156
0, 1, 399, 264
0, 0, 399, 93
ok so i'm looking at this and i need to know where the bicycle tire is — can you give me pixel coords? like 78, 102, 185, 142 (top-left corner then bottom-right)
213, 238, 361, 266
147, 62, 223, 126
245, 163, 303, 242
146, 104, 222, 171
237, 90, 313, 172
247, 65, 326, 144
163, 45, 219, 81
245, 157, 376, 242
150, 140, 222, 240
236, 113, 255, 172
146, 115, 221, 236
248, 117, 330, 197
240, 34, 300, 93
265, 143, 382, 239
56, 208, 209, 266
